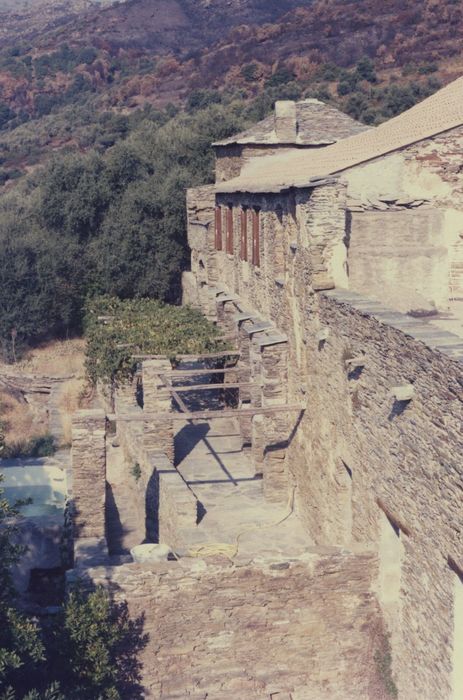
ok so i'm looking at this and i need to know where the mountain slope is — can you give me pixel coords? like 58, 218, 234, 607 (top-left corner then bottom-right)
0, 0, 462, 181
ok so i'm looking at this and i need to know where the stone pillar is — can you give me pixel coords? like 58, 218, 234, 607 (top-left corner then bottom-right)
216, 298, 237, 336
236, 319, 253, 444
251, 414, 265, 476
261, 341, 290, 504
72, 410, 106, 539
142, 359, 174, 463
296, 181, 348, 291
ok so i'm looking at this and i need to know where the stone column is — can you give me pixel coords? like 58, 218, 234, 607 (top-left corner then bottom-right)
71, 409, 106, 540
216, 298, 238, 336
296, 182, 348, 292
261, 341, 290, 504
142, 359, 174, 463
236, 319, 253, 444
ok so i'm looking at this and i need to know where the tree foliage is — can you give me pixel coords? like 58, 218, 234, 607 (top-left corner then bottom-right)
0, 475, 146, 700
0, 101, 249, 358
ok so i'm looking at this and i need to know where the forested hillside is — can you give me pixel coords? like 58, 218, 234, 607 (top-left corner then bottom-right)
0, 0, 461, 358
0, 97, 253, 358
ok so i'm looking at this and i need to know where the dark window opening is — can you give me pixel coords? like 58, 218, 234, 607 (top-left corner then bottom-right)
252, 208, 260, 267
240, 207, 248, 261
215, 206, 222, 251
226, 204, 234, 255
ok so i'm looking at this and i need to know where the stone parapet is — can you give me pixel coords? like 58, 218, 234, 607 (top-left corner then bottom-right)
81, 549, 386, 700
302, 290, 463, 699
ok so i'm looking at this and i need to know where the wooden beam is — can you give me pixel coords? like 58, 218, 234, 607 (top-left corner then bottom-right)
168, 381, 257, 393
117, 337, 234, 349
132, 351, 240, 361
162, 368, 248, 378
108, 404, 304, 422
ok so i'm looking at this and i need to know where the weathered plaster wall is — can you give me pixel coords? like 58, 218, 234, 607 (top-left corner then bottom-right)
83, 549, 389, 700
347, 208, 450, 312
345, 125, 463, 308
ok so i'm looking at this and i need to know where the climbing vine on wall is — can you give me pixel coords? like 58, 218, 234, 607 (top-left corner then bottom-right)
84, 296, 227, 385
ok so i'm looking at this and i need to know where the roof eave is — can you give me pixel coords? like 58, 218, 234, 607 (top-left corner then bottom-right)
215, 174, 341, 195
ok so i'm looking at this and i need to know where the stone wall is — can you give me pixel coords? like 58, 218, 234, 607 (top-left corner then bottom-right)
83, 549, 390, 700
114, 365, 197, 548
184, 124, 463, 698
71, 410, 106, 540
215, 144, 304, 183
292, 289, 463, 700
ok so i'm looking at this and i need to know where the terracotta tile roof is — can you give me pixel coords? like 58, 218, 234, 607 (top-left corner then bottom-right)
213, 99, 369, 147
216, 77, 463, 194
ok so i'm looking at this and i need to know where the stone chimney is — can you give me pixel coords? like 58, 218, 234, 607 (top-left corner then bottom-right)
274, 100, 297, 142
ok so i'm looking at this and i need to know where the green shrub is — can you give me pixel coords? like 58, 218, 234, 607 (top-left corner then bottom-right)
186, 89, 222, 112
0, 475, 147, 699
418, 62, 438, 74
3, 433, 56, 459
131, 463, 142, 482
265, 65, 295, 88
241, 62, 259, 82
356, 56, 377, 83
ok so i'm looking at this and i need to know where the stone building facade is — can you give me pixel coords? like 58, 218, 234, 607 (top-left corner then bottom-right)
183, 78, 463, 699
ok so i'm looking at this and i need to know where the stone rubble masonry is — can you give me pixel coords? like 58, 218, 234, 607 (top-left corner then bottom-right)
214, 144, 304, 183
116, 412, 197, 548
184, 148, 463, 697
71, 409, 106, 540
302, 290, 463, 700
155, 451, 198, 550
142, 359, 174, 464
261, 342, 291, 504
81, 549, 389, 700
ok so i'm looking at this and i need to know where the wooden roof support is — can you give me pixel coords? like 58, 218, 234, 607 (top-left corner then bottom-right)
168, 381, 258, 393
132, 351, 240, 361
108, 404, 304, 423
162, 368, 248, 378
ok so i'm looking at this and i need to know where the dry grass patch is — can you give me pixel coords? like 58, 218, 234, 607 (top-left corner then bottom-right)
0, 390, 36, 445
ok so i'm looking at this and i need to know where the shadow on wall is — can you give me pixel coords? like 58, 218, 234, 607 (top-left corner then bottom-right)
106, 482, 129, 555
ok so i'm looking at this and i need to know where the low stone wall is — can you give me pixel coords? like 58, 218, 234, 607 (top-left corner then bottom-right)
117, 410, 197, 548
155, 452, 198, 550
83, 549, 389, 700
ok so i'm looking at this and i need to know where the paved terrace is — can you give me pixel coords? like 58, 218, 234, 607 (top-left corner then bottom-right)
173, 415, 310, 561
